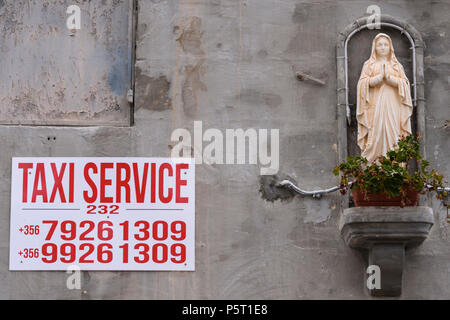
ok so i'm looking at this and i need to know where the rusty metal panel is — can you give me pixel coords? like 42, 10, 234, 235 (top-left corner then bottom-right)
0, 0, 134, 126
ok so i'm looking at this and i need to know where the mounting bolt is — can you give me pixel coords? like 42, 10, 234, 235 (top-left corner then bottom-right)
127, 89, 134, 103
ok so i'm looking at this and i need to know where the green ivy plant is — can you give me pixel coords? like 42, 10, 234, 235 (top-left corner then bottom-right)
333, 135, 447, 207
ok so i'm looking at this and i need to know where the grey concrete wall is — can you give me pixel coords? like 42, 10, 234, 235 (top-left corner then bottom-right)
0, 0, 449, 299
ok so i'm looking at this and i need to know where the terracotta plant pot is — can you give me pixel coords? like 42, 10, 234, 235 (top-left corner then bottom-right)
352, 188, 419, 207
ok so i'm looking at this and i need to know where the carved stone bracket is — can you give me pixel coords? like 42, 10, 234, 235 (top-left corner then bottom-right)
339, 206, 434, 297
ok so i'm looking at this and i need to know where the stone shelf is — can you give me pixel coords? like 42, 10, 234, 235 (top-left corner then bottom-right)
339, 206, 434, 297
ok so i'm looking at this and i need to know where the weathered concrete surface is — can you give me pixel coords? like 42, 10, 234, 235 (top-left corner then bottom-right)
0, 0, 449, 299
0, 0, 133, 126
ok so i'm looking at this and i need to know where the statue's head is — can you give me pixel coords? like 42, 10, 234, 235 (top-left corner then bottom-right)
368, 33, 402, 73
375, 35, 391, 58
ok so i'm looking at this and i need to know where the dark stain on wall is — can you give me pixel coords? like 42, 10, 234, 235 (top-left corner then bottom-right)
292, 3, 313, 23
259, 174, 296, 202
287, 2, 337, 55
108, 64, 127, 96
137, 23, 147, 42
423, 23, 449, 57
135, 67, 172, 111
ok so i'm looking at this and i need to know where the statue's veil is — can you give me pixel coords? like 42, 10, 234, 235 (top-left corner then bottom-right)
365, 33, 405, 79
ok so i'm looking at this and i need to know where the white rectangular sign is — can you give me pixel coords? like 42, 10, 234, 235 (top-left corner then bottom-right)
9, 157, 195, 271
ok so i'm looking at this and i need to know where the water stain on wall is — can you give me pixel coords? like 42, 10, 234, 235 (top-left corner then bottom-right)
286, 3, 336, 55
182, 62, 207, 116
176, 16, 205, 56
135, 67, 172, 111
176, 16, 207, 116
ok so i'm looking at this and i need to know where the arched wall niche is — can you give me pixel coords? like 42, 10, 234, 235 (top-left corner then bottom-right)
336, 15, 426, 165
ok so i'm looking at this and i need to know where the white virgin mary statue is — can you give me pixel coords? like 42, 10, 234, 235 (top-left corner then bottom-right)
356, 33, 413, 163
